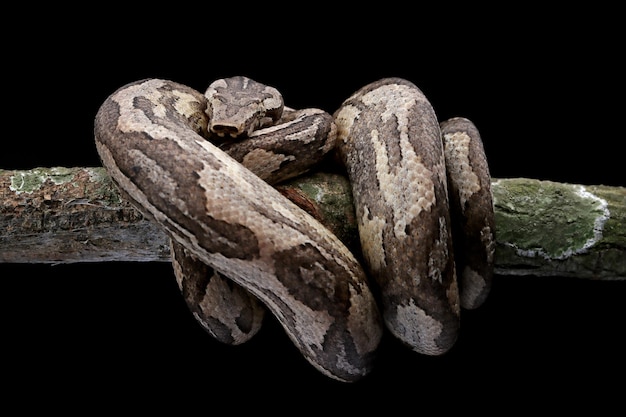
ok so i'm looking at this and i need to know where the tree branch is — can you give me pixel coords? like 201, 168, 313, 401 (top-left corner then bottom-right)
1, 167, 624, 280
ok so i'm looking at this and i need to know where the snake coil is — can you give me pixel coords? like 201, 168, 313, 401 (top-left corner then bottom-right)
94, 76, 494, 382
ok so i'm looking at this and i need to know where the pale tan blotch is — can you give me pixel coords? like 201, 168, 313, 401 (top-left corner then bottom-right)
360, 84, 438, 238
359, 83, 428, 123
242, 149, 295, 179
358, 206, 387, 273
283, 114, 326, 144
334, 104, 361, 145
197, 158, 265, 228
196, 270, 257, 341
171, 238, 266, 345
443, 131, 481, 212
292, 300, 335, 352
111, 79, 170, 136
172, 89, 209, 134
394, 300, 444, 356
172, 89, 205, 118
370, 126, 435, 240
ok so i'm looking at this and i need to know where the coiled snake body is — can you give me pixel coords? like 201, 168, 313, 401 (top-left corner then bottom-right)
94, 76, 494, 382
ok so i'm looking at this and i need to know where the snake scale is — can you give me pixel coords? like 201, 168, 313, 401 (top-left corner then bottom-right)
94, 76, 494, 382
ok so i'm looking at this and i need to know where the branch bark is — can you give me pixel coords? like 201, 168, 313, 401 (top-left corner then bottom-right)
1, 167, 624, 280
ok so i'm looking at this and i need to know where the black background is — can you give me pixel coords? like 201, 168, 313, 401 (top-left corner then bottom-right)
2, 5, 624, 413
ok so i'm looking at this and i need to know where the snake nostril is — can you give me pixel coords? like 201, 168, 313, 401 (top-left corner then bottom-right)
211, 124, 242, 138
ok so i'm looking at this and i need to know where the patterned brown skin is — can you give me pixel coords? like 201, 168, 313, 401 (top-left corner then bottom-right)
205, 76, 284, 138
334, 78, 460, 355
440, 117, 495, 309
171, 79, 338, 346
94, 78, 383, 382
221, 107, 337, 185
170, 241, 265, 344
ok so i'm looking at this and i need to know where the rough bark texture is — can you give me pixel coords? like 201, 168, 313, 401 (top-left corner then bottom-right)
1, 167, 624, 280
492, 178, 625, 280
0, 167, 170, 264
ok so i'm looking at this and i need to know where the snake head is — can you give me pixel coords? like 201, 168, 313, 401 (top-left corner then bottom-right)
205, 76, 284, 139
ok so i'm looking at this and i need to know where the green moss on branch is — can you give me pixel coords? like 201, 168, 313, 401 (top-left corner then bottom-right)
1, 167, 624, 279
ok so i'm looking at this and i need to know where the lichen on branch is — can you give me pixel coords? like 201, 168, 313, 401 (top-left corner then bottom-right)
0, 167, 624, 280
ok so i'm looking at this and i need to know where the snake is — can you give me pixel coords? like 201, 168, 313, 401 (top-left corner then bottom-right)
334, 78, 494, 354
94, 76, 495, 382
169, 77, 342, 345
